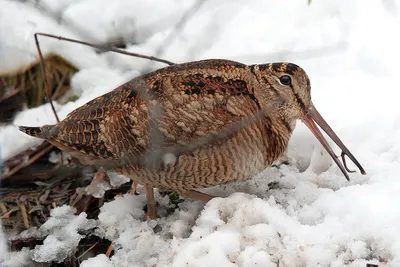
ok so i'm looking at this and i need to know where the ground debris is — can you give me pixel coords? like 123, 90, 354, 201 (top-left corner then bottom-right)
0, 53, 79, 123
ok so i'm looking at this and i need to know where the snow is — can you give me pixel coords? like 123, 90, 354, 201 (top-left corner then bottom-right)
21, 206, 96, 263
1, 0, 400, 266
80, 254, 113, 267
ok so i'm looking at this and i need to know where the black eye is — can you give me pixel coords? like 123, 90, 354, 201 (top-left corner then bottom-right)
279, 75, 291, 86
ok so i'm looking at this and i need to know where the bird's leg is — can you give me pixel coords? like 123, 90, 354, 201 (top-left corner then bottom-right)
130, 182, 139, 195
182, 190, 215, 202
84, 167, 111, 198
145, 185, 157, 219
271, 151, 290, 169
92, 167, 109, 183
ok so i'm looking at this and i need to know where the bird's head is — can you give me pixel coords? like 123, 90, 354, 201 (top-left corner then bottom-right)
252, 62, 366, 180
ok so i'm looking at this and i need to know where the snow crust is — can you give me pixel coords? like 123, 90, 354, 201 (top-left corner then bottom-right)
1, 0, 400, 266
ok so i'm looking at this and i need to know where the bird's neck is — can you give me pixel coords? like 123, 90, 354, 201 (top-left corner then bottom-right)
262, 115, 294, 165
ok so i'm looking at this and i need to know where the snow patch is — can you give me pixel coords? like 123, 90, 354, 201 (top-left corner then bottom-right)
30, 206, 96, 263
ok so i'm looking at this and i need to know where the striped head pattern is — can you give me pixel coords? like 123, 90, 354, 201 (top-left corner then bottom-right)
251, 61, 365, 181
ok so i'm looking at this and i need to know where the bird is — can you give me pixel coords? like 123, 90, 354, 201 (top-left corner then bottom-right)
19, 59, 366, 219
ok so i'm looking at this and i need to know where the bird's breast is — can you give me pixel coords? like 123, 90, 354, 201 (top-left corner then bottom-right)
120, 121, 290, 192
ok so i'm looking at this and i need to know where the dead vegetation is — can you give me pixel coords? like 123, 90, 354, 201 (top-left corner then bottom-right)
0, 54, 79, 124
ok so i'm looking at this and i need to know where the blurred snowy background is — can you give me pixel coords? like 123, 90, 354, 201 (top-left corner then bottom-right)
1, 0, 400, 266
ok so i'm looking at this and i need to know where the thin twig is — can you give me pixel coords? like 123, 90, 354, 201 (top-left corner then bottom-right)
3, 142, 50, 172
0, 86, 24, 103
105, 243, 113, 257
1, 144, 54, 180
76, 241, 99, 260
19, 203, 30, 229
34, 33, 60, 122
34, 32, 175, 66
1, 207, 17, 219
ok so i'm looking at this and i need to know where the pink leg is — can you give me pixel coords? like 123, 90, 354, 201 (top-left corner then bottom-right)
145, 185, 157, 219
91, 167, 109, 184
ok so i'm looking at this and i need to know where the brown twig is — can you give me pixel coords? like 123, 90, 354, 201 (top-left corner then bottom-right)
34, 33, 60, 122
0, 86, 24, 103
105, 243, 113, 257
34, 32, 175, 66
1, 207, 17, 219
19, 203, 30, 229
1, 143, 54, 180
76, 241, 99, 260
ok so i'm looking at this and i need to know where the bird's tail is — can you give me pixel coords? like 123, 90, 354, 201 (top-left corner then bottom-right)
18, 126, 45, 138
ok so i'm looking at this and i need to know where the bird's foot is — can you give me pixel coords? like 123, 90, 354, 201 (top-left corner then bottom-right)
129, 182, 139, 195
84, 167, 111, 198
272, 154, 291, 169
141, 188, 215, 220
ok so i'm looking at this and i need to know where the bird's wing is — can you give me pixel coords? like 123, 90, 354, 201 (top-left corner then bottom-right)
47, 84, 148, 161
49, 59, 265, 166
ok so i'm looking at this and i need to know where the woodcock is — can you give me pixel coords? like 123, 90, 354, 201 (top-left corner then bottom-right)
19, 59, 366, 219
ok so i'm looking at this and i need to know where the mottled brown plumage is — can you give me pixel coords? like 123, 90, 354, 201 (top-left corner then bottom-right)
19, 59, 366, 218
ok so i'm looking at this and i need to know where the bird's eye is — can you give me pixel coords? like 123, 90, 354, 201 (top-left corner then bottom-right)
279, 75, 291, 86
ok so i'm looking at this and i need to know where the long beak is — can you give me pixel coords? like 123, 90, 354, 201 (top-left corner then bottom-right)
302, 105, 366, 181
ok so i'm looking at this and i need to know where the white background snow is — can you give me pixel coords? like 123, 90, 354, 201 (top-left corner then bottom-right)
0, 0, 400, 266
